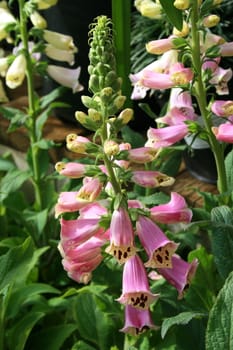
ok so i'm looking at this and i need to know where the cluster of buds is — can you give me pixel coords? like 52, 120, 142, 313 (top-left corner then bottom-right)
0, 0, 83, 96
130, 0, 233, 146
55, 16, 198, 335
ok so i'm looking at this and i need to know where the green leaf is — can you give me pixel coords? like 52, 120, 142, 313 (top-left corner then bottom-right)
23, 208, 49, 236
7, 283, 60, 319
0, 169, 30, 202
0, 237, 48, 290
161, 311, 205, 339
71, 341, 97, 350
159, 0, 183, 31
211, 206, 233, 279
40, 86, 67, 109
6, 311, 45, 350
26, 324, 77, 350
0, 106, 28, 132
206, 271, 233, 350
75, 291, 118, 350
225, 149, 233, 192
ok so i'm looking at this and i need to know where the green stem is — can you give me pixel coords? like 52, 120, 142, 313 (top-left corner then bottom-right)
18, 0, 42, 210
190, 0, 227, 195
101, 107, 122, 195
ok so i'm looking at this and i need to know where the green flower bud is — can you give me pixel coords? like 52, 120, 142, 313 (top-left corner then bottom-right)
81, 95, 99, 109
89, 74, 100, 92
88, 108, 102, 121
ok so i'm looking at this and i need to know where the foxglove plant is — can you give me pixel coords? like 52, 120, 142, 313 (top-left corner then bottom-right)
55, 15, 197, 336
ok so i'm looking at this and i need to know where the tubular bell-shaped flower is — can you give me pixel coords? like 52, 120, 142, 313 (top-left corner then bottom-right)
136, 215, 178, 268
47, 65, 83, 93
45, 44, 75, 65
150, 192, 193, 224
43, 29, 77, 52
212, 123, 233, 143
157, 255, 198, 299
35, 0, 58, 10
211, 100, 233, 117
6, 54, 26, 89
120, 305, 157, 335
209, 66, 233, 95
117, 254, 159, 309
55, 162, 86, 178
131, 170, 175, 188
145, 125, 189, 149
105, 207, 137, 264
127, 147, 158, 163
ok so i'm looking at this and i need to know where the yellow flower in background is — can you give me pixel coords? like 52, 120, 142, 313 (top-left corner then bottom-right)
30, 11, 47, 29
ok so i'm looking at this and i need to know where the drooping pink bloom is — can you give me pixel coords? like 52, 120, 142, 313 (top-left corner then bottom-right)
150, 192, 193, 224
219, 42, 233, 57
145, 125, 188, 149
105, 207, 137, 264
127, 147, 158, 163
55, 191, 88, 217
146, 36, 176, 55
202, 58, 220, 72
55, 162, 86, 178
128, 199, 144, 209
62, 254, 103, 284
79, 200, 108, 219
157, 88, 196, 125
131, 170, 175, 188
120, 305, 157, 335
114, 142, 131, 168
157, 255, 198, 299
200, 32, 225, 53
140, 70, 175, 90
136, 215, 178, 268
60, 217, 104, 246
212, 123, 233, 143
47, 65, 84, 93
117, 255, 159, 309
66, 134, 92, 154
211, 100, 233, 117
169, 62, 194, 85
77, 177, 102, 202
209, 66, 233, 95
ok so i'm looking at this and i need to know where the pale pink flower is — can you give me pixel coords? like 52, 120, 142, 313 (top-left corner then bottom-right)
127, 147, 158, 163
55, 191, 89, 217
105, 207, 137, 264
211, 100, 233, 117
131, 170, 175, 188
169, 62, 194, 85
150, 192, 192, 224
79, 201, 108, 219
209, 67, 233, 95
157, 88, 196, 125
145, 125, 189, 149
212, 123, 233, 143
117, 255, 159, 309
140, 70, 175, 90
55, 162, 86, 178
120, 305, 157, 335
136, 216, 178, 268
47, 65, 84, 93
76, 177, 102, 202
60, 217, 104, 246
158, 255, 198, 299
200, 32, 225, 53
66, 134, 92, 154
146, 36, 176, 55
219, 42, 233, 57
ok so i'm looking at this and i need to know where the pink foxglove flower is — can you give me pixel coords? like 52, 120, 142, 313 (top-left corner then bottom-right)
79, 201, 108, 219
145, 125, 188, 149
150, 192, 193, 224
219, 42, 233, 57
66, 134, 92, 154
120, 305, 157, 335
47, 65, 84, 93
157, 88, 196, 125
136, 215, 178, 268
209, 67, 233, 95
60, 217, 104, 247
146, 36, 176, 55
157, 255, 198, 299
131, 170, 175, 188
169, 62, 194, 85
212, 123, 233, 143
105, 207, 137, 264
117, 255, 159, 309
127, 147, 157, 163
211, 100, 233, 117
140, 70, 175, 90
62, 254, 103, 285
55, 162, 86, 178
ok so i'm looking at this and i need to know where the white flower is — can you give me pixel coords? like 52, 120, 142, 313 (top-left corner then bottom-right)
30, 11, 47, 29
0, 79, 8, 102
47, 65, 84, 93
45, 44, 75, 65
0, 7, 16, 40
0, 57, 9, 77
34, 0, 58, 10
43, 30, 77, 53
6, 54, 26, 89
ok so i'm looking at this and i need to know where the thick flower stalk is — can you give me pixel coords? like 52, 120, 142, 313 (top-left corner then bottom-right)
55, 16, 197, 335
